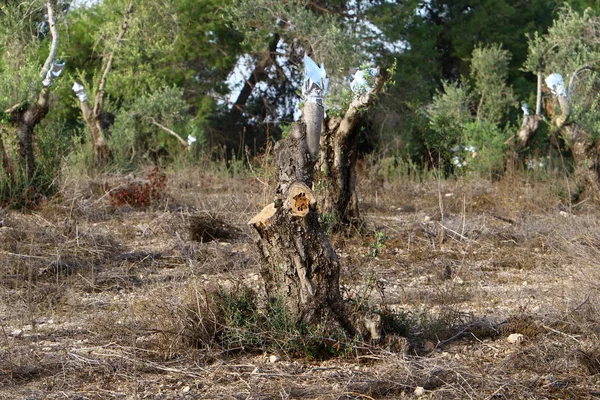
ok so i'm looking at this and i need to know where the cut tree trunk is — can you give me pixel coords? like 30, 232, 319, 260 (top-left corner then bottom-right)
249, 125, 355, 332
249, 124, 382, 339
318, 72, 388, 230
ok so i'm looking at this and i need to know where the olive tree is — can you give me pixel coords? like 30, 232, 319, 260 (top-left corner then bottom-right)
523, 5, 600, 198
0, 0, 65, 203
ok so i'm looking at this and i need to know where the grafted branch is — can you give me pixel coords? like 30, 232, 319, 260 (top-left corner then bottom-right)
149, 117, 188, 149
40, 0, 59, 81
94, 0, 135, 118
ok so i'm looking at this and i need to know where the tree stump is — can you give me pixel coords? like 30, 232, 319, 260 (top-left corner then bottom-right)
249, 125, 355, 333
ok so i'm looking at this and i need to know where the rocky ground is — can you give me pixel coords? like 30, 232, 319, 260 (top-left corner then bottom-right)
1, 167, 600, 399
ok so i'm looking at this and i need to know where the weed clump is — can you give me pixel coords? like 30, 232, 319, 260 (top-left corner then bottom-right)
108, 166, 166, 207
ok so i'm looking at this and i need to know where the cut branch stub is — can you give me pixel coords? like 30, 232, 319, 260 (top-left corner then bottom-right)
288, 182, 316, 218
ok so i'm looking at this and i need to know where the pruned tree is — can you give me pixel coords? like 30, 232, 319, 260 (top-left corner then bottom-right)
545, 69, 600, 197
72, 0, 134, 171
248, 57, 383, 339
521, 5, 600, 198
1, 0, 64, 183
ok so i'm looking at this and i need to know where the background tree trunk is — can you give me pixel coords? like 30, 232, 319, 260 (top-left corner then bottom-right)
3, 0, 59, 183
14, 92, 50, 181
78, 99, 110, 170
318, 72, 387, 230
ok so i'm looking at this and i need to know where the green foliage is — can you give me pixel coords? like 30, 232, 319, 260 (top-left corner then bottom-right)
0, 117, 72, 208
211, 287, 349, 359
471, 44, 516, 124
461, 121, 510, 176
427, 81, 472, 161
425, 44, 515, 175
369, 231, 386, 257
109, 85, 198, 169
227, 0, 360, 74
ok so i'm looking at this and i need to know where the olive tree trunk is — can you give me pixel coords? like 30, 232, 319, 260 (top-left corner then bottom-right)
548, 66, 600, 199
249, 123, 357, 333
3, 1, 61, 182
505, 71, 544, 173
318, 72, 387, 230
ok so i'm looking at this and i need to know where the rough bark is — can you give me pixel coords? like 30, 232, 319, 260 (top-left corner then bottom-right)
249, 125, 385, 340
318, 72, 388, 229
79, 99, 110, 169
14, 89, 51, 180
0, 129, 15, 178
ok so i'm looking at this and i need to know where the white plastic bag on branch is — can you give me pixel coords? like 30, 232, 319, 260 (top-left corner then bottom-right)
545, 73, 567, 97
302, 56, 328, 105
72, 82, 87, 102
42, 61, 65, 87
350, 67, 379, 95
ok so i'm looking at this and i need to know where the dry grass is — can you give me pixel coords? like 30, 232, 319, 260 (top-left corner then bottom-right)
2, 164, 600, 398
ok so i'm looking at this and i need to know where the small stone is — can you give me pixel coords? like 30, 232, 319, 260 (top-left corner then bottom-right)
10, 329, 23, 338
414, 386, 426, 397
181, 386, 190, 393
506, 333, 525, 344
269, 355, 280, 363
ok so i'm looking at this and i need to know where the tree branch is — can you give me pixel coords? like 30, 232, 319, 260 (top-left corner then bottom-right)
568, 63, 598, 99
535, 70, 542, 115
148, 117, 188, 148
93, 0, 135, 118
333, 70, 388, 140
40, 0, 58, 80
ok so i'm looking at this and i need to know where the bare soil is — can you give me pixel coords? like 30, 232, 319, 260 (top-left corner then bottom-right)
2, 167, 600, 399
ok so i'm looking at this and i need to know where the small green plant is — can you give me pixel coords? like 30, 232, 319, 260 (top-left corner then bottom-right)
319, 212, 339, 234
369, 231, 385, 257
